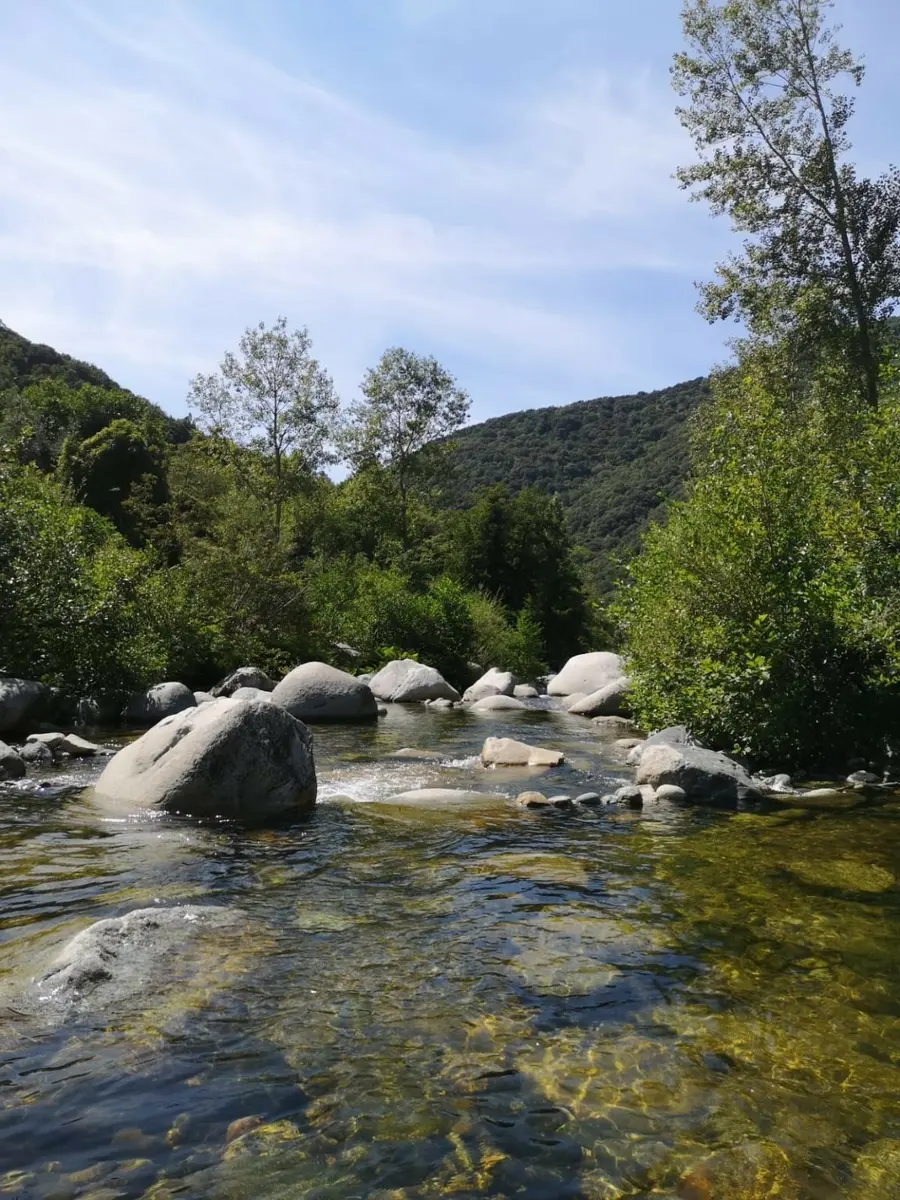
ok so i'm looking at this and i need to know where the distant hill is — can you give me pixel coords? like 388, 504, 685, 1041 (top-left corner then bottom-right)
441, 378, 709, 591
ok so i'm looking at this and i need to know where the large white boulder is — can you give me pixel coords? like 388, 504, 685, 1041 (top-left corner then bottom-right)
567, 677, 632, 718
124, 682, 196, 726
93, 696, 316, 821
547, 653, 625, 697
270, 662, 377, 722
481, 737, 564, 767
462, 668, 516, 704
368, 659, 460, 703
0, 677, 51, 734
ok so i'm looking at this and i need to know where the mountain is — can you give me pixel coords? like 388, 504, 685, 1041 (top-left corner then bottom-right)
441, 377, 708, 591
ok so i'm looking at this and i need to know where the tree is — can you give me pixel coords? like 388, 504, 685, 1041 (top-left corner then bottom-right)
673, 0, 900, 407
188, 318, 338, 536
343, 347, 470, 547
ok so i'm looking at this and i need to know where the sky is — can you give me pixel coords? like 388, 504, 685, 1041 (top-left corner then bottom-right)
1, 0, 898, 425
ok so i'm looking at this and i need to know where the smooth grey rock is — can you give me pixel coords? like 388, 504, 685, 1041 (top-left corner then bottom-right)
194, 691, 215, 705
513, 684, 539, 699
547, 653, 625, 697
636, 743, 763, 806
356, 673, 373, 685
463, 668, 516, 704
567, 677, 632, 718
211, 667, 275, 698
35, 905, 244, 1014
575, 791, 602, 806
615, 785, 644, 809
847, 770, 881, 786
428, 698, 455, 710
93, 696, 316, 821
270, 662, 377, 722
231, 686, 273, 703
20, 740, 53, 765
470, 695, 528, 713
626, 725, 698, 766
481, 737, 564, 767
0, 677, 51, 734
515, 791, 572, 809
26, 731, 104, 758
0, 740, 26, 778
369, 660, 460, 704
125, 682, 196, 726
546, 794, 575, 809
654, 783, 687, 802
26, 731, 67, 756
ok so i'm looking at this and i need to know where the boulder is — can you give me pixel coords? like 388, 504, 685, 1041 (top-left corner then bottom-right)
0, 677, 51, 734
231, 686, 273, 702
270, 662, 377, 722
635, 743, 764, 806
655, 783, 687, 802
575, 792, 602, 806
463, 668, 516, 704
35, 905, 244, 1013
93, 696, 316, 821
481, 737, 565, 768
626, 725, 698, 766
469, 695, 528, 713
211, 666, 275, 698
547, 653, 625, 697
614, 785, 644, 809
194, 691, 215, 705
125, 682, 196, 726
368, 659, 460, 703
20, 740, 53, 766
567, 677, 632, 718
513, 684, 539, 699
0, 740, 26, 780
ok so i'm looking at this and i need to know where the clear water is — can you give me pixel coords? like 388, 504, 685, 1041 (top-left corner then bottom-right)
1, 704, 898, 1198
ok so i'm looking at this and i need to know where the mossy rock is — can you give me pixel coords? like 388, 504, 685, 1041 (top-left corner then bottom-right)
786, 858, 895, 893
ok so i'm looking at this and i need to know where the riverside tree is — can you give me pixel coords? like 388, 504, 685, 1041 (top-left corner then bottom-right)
343, 347, 470, 547
188, 317, 339, 537
673, 0, 900, 406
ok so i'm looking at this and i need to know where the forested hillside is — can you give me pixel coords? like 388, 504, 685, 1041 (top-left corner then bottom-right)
441, 378, 708, 590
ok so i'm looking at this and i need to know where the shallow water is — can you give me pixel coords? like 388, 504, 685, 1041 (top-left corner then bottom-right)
1, 704, 899, 1198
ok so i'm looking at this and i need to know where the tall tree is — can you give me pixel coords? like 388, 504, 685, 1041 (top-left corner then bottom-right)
188, 317, 338, 536
673, 0, 900, 406
343, 347, 469, 547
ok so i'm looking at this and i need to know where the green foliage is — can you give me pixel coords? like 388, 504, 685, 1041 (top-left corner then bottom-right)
0, 459, 173, 694
618, 346, 900, 767
673, 0, 900, 408
439, 379, 707, 592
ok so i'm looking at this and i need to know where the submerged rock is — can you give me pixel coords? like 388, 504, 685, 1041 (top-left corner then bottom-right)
0, 676, 51, 734
34, 905, 245, 1015
463, 668, 516, 703
0, 740, 26, 780
481, 737, 564, 767
469, 695, 527, 713
369, 659, 460, 704
211, 667, 275, 698
93, 696, 316, 821
515, 791, 572, 809
125, 682, 196, 726
546, 652, 625, 697
635, 743, 763, 806
271, 662, 377, 722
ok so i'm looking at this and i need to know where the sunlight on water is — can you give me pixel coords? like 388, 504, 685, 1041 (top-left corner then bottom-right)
1, 706, 898, 1198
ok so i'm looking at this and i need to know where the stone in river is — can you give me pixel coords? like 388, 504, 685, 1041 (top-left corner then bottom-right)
481, 737, 564, 767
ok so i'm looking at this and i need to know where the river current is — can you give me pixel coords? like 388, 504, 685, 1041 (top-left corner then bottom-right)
1, 702, 898, 1198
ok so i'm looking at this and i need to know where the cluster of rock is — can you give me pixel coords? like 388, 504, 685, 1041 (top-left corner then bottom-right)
544, 652, 634, 718
0, 730, 108, 780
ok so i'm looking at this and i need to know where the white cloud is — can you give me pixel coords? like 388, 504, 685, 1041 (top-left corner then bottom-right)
0, 0, 721, 415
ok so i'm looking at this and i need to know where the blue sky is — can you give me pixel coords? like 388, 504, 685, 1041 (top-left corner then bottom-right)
1, 0, 898, 425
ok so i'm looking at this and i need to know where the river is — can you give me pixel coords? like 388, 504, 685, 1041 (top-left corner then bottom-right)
1, 702, 898, 1198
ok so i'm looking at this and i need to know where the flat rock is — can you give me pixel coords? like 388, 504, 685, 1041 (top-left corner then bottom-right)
481, 737, 564, 767
381, 788, 496, 806
369, 659, 460, 704
271, 662, 377, 722
469, 695, 527, 713
547, 652, 625, 697
0, 740, 26, 780
567, 677, 631, 717
211, 667, 275, 698
93, 696, 316, 822
635, 743, 764, 806
125, 682, 196, 727
34, 905, 245, 1014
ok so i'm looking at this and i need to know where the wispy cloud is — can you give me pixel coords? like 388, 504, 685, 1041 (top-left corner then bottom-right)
0, 0, 726, 416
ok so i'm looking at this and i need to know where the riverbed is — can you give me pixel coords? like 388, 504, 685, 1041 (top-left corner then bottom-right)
1, 702, 898, 1198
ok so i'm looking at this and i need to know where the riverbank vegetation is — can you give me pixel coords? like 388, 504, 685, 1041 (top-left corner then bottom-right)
0, 323, 596, 696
